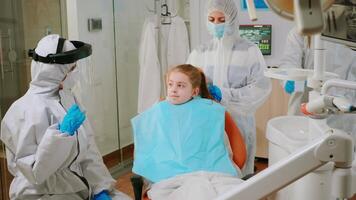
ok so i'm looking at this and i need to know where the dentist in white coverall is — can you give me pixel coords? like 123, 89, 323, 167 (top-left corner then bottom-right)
187, 0, 271, 176
0, 34, 131, 200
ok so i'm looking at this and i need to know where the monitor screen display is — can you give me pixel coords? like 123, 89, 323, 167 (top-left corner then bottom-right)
239, 24, 272, 55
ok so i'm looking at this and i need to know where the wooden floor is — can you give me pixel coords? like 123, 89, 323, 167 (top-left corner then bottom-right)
116, 171, 135, 199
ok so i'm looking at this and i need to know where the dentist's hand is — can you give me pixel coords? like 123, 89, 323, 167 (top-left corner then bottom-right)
208, 84, 222, 102
93, 190, 112, 200
59, 104, 86, 135
284, 80, 295, 94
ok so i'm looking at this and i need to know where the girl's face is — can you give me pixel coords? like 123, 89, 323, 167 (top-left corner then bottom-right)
167, 71, 199, 105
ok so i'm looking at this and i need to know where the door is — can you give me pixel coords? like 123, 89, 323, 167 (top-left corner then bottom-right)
0, 0, 65, 199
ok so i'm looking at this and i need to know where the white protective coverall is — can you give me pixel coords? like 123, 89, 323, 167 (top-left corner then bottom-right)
187, 0, 272, 176
0, 35, 131, 200
279, 27, 356, 137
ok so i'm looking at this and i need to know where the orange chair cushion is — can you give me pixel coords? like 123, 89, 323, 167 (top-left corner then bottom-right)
224, 111, 247, 169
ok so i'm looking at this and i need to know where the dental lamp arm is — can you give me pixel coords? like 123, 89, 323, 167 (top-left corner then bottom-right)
321, 79, 356, 95
301, 95, 356, 116
301, 79, 356, 116
245, 0, 257, 21
215, 133, 355, 200
332, 166, 356, 199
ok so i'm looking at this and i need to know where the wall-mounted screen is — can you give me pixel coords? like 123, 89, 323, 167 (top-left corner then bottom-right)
239, 24, 272, 55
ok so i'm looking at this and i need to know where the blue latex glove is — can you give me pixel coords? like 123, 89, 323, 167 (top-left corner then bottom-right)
93, 190, 112, 200
59, 104, 86, 135
284, 80, 295, 94
208, 83, 222, 102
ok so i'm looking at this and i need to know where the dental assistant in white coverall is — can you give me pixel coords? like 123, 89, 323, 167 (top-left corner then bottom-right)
187, 0, 271, 176
0, 34, 131, 200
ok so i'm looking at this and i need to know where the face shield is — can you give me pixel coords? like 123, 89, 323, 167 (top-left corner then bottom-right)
28, 37, 92, 65
28, 35, 94, 110
58, 48, 96, 120
70, 56, 96, 111
28, 36, 93, 88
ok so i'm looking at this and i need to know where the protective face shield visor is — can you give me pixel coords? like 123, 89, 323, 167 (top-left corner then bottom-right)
28, 36, 95, 88
67, 57, 96, 112
29, 37, 95, 109
62, 50, 95, 111
28, 37, 92, 64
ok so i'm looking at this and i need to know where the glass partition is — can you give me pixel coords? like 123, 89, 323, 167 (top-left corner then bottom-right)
112, 0, 191, 175
0, 0, 64, 198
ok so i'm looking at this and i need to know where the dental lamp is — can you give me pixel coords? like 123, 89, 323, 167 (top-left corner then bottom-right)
216, 130, 355, 199
215, 76, 356, 200
215, 0, 356, 199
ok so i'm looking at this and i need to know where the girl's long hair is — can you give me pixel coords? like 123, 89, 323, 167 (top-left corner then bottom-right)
167, 64, 213, 100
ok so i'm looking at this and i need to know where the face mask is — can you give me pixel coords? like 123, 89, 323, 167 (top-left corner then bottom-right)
62, 68, 80, 90
207, 22, 225, 39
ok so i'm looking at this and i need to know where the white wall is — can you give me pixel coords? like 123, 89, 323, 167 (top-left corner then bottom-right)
113, 0, 190, 148
113, 0, 151, 149
66, 0, 155, 154
189, 0, 295, 66
66, 0, 120, 155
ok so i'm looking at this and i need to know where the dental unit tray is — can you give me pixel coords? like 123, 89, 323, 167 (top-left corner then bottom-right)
264, 68, 339, 81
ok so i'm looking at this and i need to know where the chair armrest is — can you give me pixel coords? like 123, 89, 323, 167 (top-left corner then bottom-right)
130, 174, 144, 200
242, 172, 256, 180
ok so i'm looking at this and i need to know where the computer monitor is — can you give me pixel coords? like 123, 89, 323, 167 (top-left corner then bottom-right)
239, 24, 272, 55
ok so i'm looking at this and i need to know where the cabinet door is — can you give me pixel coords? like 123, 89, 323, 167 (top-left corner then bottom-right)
255, 79, 289, 158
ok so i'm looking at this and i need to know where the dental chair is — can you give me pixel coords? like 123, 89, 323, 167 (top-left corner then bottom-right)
130, 111, 248, 200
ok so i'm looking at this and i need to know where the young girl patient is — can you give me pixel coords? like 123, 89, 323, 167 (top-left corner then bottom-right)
131, 64, 245, 200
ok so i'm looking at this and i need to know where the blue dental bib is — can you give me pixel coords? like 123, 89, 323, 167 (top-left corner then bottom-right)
131, 97, 237, 182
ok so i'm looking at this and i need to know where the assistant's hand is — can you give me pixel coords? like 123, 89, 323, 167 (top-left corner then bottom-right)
93, 190, 112, 200
59, 104, 86, 135
284, 80, 295, 94
208, 83, 222, 102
